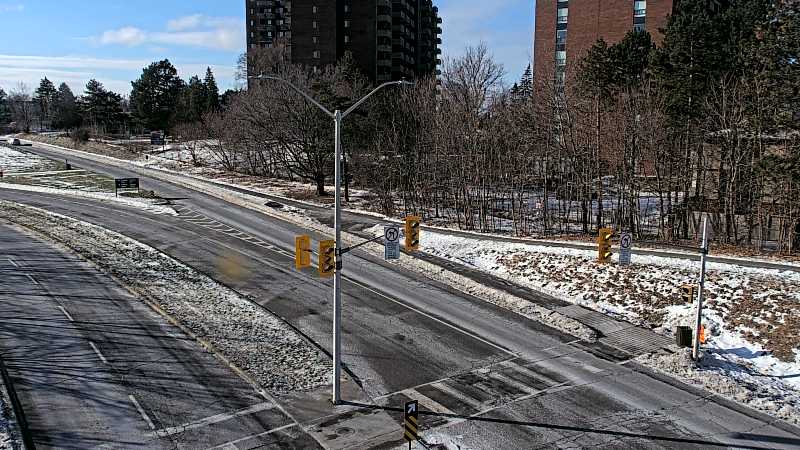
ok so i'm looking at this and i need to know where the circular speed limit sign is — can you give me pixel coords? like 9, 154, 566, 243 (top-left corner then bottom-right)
385, 227, 399, 242
620, 234, 632, 250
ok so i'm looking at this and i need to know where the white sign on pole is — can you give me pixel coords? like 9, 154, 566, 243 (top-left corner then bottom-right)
619, 232, 633, 266
384, 225, 400, 260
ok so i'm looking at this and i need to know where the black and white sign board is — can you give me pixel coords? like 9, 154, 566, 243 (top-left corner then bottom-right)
619, 232, 633, 266
384, 225, 400, 260
115, 178, 140, 197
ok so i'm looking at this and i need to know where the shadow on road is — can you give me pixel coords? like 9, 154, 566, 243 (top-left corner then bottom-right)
340, 400, 800, 449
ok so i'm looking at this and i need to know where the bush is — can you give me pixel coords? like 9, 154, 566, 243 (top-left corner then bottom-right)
70, 128, 91, 144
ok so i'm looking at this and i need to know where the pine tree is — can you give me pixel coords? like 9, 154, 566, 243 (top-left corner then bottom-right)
53, 83, 80, 130
80, 79, 124, 133
204, 67, 220, 113
0, 87, 10, 126
519, 64, 533, 98
130, 59, 186, 131
33, 77, 58, 129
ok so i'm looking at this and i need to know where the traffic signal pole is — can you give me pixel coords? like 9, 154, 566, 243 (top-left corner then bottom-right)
692, 217, 710, 360
333, 109, 344, 404
249, 74, 413, 405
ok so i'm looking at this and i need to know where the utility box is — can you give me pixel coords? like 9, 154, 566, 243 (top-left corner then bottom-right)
675, 326, 693, 348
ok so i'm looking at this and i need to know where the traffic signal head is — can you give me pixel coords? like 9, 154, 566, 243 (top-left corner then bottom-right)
319, 240, 336, 277
682, 285, 696, 303
597, 227, 613, 263
295, 235, 312, 269
405, 216, 421, 252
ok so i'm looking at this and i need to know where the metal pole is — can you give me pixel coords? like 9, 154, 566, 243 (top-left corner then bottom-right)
692, 217, 710, 360
332, 110, 343, 404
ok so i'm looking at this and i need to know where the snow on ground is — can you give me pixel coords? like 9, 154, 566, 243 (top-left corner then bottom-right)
0, 145, 62, 173
0, 382, 18, 450
0, 201, 331, 395
0, 183, 177, 216
416, 228, 800, 425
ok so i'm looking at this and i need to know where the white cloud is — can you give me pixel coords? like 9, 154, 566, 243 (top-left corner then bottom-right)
0, 3, 24, 13
94, 15, 245, 52
0, 54, 237, 95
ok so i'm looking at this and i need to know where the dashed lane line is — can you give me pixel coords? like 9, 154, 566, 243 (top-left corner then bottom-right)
89, 341, 109, 365
129, 394, 157, 431
147, 401, 277, 439
204, 423, 298, 450
58, 305, 75, 322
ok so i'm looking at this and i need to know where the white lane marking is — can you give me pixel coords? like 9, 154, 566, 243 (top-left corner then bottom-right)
89, 341, 109, 365
6, 258, 19, 267
25, 274, 40, 285
205, 423, 298, 449
430, 381, 485, 410
148, 401, 276, 439
345, 277, 515, 356
487, 371, 539, 395
57, 306, 74, 322
129, 395, 156, 431
404, 388, 456, 416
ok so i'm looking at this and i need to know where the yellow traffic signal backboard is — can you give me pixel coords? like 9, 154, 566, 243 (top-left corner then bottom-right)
597, 227, 613, 263
405, 216, 421, 252
319, 240, 336, 277
295, 235, 312, 269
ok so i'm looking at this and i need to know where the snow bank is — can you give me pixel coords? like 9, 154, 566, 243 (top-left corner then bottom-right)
0, 144, 60, 173
639, 350, 800, 426
0, 201, 330, 395
0, 183, 178, 216
0, 381, 19, 450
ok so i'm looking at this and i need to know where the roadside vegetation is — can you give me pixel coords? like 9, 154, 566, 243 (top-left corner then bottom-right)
2, 0, 798, 255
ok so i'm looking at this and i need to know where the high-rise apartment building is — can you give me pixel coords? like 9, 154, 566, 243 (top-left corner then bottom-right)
532, 0, 675, 88
246, 0, 442, 82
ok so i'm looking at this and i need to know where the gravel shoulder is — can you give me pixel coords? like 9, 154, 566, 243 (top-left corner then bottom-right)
0, 200, 331, 395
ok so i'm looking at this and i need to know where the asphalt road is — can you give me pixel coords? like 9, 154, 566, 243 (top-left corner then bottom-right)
0, 224, 320, 449
1, 143, 799, 448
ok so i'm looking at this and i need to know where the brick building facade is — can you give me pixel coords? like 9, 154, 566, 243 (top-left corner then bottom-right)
246, 0, 442, 82
533, 0, 675, 89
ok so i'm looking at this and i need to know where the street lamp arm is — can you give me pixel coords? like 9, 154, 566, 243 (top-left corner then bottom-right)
250, 74, 334, 118
341, 80, 414, 119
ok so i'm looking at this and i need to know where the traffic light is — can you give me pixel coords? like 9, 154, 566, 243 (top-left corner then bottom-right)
405, 216, 421, 252
319, 240, 336, 277
681, 285, 696, 304
295, 235, 312, 269
597, 227, 613, 263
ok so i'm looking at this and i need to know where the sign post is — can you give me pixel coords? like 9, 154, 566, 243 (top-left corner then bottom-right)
404, 400, 419, 447
619, 232, 633, 266
114, 178, 140, 197
693, 218, 710, 360
384, 225, 400, 260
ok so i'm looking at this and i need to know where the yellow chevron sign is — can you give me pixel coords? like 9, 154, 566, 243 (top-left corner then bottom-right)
404, 400, 419, 443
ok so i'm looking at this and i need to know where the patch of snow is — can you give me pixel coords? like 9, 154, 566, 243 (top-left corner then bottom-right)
0, 144, 61, 173
0, 201, 330, 395
0, 183, 177, 216
0, 382, 19, 450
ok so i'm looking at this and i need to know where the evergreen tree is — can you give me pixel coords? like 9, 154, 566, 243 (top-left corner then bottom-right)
519, 64, 533, 97
79, 79, 124, 133
180, 75, 207, 123
204, 67, 220, 113
53, 83, 80, 130
130, 59, 186, 131
33, 77, 58, 129
0, 87, 10, 125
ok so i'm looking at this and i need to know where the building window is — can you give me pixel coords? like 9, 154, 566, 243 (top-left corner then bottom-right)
634, 1, 647, 17
344, 20, 351, 28
313, 50, 321, 59
313, 36, 318, 44
556, 29, 567, 51
556, 50, 567, 66
633, 22, 646, 32
557, 8, 568, 24
312, 5, 318, 13
313, 21, 317, 29
344, 35, 350, 43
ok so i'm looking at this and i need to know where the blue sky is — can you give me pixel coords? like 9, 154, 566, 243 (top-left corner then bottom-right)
0, 0, 534, 96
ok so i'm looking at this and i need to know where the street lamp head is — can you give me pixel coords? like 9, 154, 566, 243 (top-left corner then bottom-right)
397, 79, 416, 88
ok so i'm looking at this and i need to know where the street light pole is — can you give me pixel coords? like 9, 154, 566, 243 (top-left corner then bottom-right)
249, 74, 412, 404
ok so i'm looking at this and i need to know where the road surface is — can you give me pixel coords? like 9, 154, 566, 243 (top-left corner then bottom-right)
0, 142, 798, 448
0, 223, 319, 449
